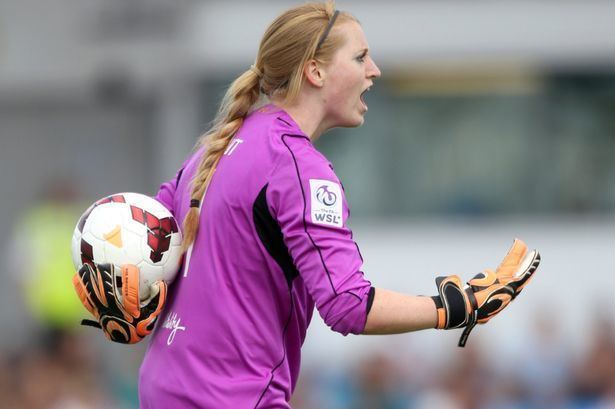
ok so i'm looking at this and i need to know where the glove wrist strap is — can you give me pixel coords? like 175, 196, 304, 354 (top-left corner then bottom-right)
81, 319, 102, 329
430, 296, 446, 329
434, 276, 471, 330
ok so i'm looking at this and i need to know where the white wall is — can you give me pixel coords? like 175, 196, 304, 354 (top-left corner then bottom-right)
188, 1, 615, 71
2, 0, 615, 91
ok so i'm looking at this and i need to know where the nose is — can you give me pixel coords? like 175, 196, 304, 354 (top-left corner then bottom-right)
367, 56, 381, 79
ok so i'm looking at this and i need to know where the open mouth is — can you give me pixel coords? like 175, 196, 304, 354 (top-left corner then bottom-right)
360, 86, 371, 108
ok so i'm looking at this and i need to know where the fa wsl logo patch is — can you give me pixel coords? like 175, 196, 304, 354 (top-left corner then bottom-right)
309, 179, 343, 228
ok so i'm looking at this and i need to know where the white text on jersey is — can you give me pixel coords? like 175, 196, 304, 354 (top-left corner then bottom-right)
163, 312, 186, 345
224, 138, 244, 156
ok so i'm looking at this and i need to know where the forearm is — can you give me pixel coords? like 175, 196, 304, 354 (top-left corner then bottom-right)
363, 288, 437, 335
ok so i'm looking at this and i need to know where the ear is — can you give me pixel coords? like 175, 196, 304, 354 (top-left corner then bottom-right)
304, 59, 325, 88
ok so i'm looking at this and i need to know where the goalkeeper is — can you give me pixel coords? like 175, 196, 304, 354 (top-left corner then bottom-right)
72, 2, 540, 408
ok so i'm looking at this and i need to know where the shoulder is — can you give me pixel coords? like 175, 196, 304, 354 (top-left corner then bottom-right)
181, 145, 206, 177
276, 135, 333, 179
245, 105, 308, 143
270, 137, 340, 198
245, 105, 333, 176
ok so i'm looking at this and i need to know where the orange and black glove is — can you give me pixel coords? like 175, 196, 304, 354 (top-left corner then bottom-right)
72, 263, 167, 344
432, 239, 540, 347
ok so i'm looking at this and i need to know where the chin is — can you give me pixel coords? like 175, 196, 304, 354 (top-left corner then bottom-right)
350, 113, 365, 127
330, 108, 366, 128
340, 113, 366, 128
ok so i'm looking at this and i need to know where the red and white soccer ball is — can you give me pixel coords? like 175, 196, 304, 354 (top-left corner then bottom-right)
71, 192, 182, 303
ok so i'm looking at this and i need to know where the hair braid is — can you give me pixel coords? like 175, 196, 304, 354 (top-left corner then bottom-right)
180, 68, 261, 253
180, 1, 355, 254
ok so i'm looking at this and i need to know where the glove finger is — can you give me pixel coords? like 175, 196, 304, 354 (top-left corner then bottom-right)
100, 315, 140, 344
507, 250, 541, 296
139, 279, 164, 305
78, 263, 109, 309
468, 269, 498, 290
496, 239, 528, 280
143, 280, 167, 314
154, 280, 167, 306
121, 264, 141, 318
93, 263, 130, 320
72, 272, 98, 318
475, 285, 514, 323
136, 280, 168, 338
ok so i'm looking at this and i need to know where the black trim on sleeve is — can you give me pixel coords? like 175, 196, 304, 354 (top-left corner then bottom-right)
276, 117, 310, 139
366, 287, 376, 315
251, 183, 298, 408
276, 117, 293, 128
252, 183, 299, 288
281, 134, 338, 296
253, 287, 295, 409
175, 167, 185, 189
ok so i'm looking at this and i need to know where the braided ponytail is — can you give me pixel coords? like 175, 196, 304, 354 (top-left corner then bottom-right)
180, 68, 261, 253
180, 1, 354, 254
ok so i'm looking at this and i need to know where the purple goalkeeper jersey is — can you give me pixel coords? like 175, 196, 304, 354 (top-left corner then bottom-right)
139, 104, 374, 408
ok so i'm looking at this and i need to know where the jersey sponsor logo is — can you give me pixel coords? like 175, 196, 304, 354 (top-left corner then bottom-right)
162, 311, 186, 346
309, 179, 343, 227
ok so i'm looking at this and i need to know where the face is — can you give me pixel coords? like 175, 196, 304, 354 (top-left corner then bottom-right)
320, 21, 381, 128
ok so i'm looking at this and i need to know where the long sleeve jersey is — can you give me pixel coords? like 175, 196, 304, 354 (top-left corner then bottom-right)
139, 104, 374, 408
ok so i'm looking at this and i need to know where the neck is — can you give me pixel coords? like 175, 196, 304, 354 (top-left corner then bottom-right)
271, 95, 330, 142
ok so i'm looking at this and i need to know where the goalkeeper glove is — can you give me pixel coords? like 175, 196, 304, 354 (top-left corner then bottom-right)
72, 263, 167, 344
432, 239, 540, 347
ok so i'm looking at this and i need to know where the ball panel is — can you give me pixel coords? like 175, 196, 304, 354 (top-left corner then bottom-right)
71, 227, 82, 271
71, 192, 183, 302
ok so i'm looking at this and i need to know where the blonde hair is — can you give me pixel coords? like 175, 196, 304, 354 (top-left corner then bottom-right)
180, 2, 356, 253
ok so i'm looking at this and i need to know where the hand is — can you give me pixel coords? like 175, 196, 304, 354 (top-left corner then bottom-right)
72, 263, 167, 344
432, 239, 540, 347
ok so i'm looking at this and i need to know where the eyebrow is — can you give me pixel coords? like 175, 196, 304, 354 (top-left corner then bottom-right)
357, 48, 369, 56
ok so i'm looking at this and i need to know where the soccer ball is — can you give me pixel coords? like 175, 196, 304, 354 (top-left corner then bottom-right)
71, 192, 182, 303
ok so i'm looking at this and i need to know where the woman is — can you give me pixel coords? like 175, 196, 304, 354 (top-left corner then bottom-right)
73, 2, 540, 408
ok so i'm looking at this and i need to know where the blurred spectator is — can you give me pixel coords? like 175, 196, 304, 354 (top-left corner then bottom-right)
289, 320, 615, 409
350, 352, 409, 409
0, 355, 17, 409
1, 180, 125, 408
10, 330, 113, 409
572, 315, 615, 408
440, 343, 496, 409
7, 179, 85, 334
514, 312, 572, 409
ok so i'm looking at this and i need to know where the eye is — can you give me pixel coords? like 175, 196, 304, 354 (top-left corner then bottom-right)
356, 54, 366, 63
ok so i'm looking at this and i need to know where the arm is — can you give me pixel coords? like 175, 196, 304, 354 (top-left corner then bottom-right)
154, 166, 184, 215
268, 136, 372, 335
363, 240, 540, 346
154, 150, 201, 215
270, 137, 540, 343
363, 289, 437, 335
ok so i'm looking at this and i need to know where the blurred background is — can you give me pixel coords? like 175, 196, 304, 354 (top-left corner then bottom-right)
1, 0, 615, 408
